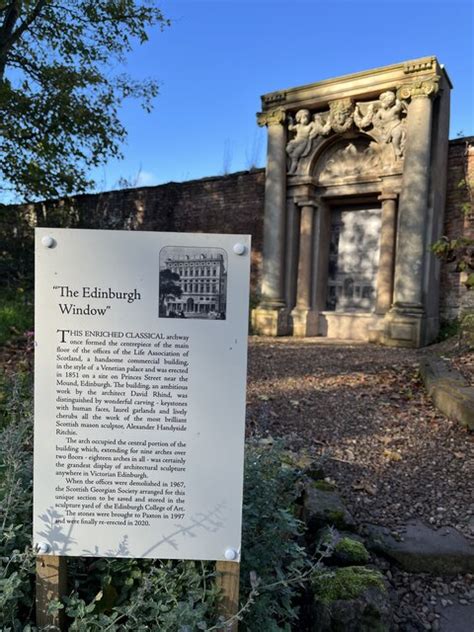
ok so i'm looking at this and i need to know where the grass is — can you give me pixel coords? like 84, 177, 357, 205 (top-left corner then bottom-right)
0, 289, 33, 346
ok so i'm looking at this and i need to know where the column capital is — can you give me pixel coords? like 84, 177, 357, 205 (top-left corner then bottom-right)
397, 76, 440, 100
378, 191, 398, 202
294, 198, 318, 209
257, 107, 286, 127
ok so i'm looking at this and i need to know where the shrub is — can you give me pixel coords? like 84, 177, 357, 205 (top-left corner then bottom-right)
0, 377, 321, 630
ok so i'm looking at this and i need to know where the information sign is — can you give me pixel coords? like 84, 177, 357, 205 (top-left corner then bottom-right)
34, 228, 250, 561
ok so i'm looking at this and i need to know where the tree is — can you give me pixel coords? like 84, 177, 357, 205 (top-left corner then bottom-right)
159, 268, 182, 315
0, 1, 169, 200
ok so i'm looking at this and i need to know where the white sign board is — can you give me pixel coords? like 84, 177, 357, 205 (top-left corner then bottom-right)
34, 228, 250, 560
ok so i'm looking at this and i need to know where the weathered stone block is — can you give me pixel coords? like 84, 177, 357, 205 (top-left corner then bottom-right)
311, 566, 391, 631
251, 306, 291, 336
364, 521, 474, 574
303, 483, 355, 535
419, 356, 474, 430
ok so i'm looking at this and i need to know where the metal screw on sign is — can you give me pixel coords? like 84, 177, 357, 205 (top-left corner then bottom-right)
233, 243, 246, 256
41, 235, 56, 248
224, 548, 238, 561
35, 542, 50, 554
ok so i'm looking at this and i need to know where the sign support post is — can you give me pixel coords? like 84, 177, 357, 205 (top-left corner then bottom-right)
216, 560, 240, 631
36, 555, 67, 630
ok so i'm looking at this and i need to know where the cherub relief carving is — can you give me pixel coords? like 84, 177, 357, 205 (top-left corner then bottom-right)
285, 91, 407, 174
286, 109, 313, 174
354, 91, 407, 159
286, 109, 331, 174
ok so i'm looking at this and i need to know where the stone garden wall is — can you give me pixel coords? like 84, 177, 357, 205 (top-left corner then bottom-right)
0, 170, 265, 295
1, 138, 472, 321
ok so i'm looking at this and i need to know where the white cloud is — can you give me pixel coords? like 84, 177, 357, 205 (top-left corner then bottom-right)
135, 170, 158, 187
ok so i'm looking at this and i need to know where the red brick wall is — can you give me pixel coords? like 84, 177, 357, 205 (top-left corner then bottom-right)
0, 169, 265, 294
2, 139, 473, 319
439, 138, 474, 320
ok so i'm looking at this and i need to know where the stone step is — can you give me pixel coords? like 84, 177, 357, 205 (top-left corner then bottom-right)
419, 356, 474, 430
362, 521, 474, 575
436, 601, 474, 632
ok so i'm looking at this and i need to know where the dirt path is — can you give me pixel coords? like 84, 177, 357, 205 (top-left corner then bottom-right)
246, 337, 474, 541
247, 337, 474, 630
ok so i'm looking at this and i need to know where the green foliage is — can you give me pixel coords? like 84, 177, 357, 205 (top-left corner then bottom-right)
0, 1, 169, 200
0, 377, 321, 630
436, 318, 461, 343
0, 373, 35, 630
431, 236, 474, 290
63, 559, 220, 631
0, 369, 32, 430
0, 288, 33, 346
239, 444, 310, 631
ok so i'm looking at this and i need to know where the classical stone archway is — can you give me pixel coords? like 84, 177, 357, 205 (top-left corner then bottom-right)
252, 57, 451, 347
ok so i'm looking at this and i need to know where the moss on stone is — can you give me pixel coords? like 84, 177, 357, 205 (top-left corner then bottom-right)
326, 509, 346, 526
335, 537, 370, 565
312, 566, 386, 604
312, 480, 336, 492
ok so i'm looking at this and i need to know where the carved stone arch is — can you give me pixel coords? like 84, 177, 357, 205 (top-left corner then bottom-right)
309, 133, 388, 185
302, 133, 344, 178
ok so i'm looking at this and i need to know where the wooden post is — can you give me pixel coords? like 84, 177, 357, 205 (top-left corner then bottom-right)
216, 560, 240, 631
36, 555, 67, 630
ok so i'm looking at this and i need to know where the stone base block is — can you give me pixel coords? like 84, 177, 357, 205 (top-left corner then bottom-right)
251, 306, 291, 336
290, 308, 319, 337
382, 308, 424, 348
368, 321, 386, 344
319, 312, 382, 341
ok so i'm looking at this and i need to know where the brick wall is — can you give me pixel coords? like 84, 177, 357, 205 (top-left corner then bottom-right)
439, 138, 474, 321
1, 139, 473, 320
0, 169, 265, 293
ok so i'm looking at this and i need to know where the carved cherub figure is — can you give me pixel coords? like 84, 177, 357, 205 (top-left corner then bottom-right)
286, 109, 332, 174
373, 91, 406, 158
355, 91, 406, 159
286, 109, 313, 174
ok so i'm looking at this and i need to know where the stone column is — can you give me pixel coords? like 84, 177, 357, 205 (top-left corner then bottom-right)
252, 108, 290, 335
284, 197, 299, 310
291, 199, 319, 336
312, 202, 331, 311
385, 78, 439, 346
375, 192, 398, 314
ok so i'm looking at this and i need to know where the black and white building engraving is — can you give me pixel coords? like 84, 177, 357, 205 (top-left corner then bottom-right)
159, 247, 227, 319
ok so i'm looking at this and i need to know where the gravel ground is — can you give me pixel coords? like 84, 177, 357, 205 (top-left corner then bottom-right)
246, 337, 474, 631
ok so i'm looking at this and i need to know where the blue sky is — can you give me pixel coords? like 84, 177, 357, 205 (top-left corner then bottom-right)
92, 0, 474, 192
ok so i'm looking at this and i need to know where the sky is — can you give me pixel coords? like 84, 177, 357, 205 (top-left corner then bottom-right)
91, 0, 474, 192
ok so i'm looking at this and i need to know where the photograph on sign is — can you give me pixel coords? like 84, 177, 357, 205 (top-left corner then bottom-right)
159, 246, 227, 320
34, 228, 250, 561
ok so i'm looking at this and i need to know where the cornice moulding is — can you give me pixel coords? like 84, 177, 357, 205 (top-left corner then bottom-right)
260, 57, 448, 111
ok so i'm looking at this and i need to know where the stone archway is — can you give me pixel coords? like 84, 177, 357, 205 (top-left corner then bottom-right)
252, 56, 451, 347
